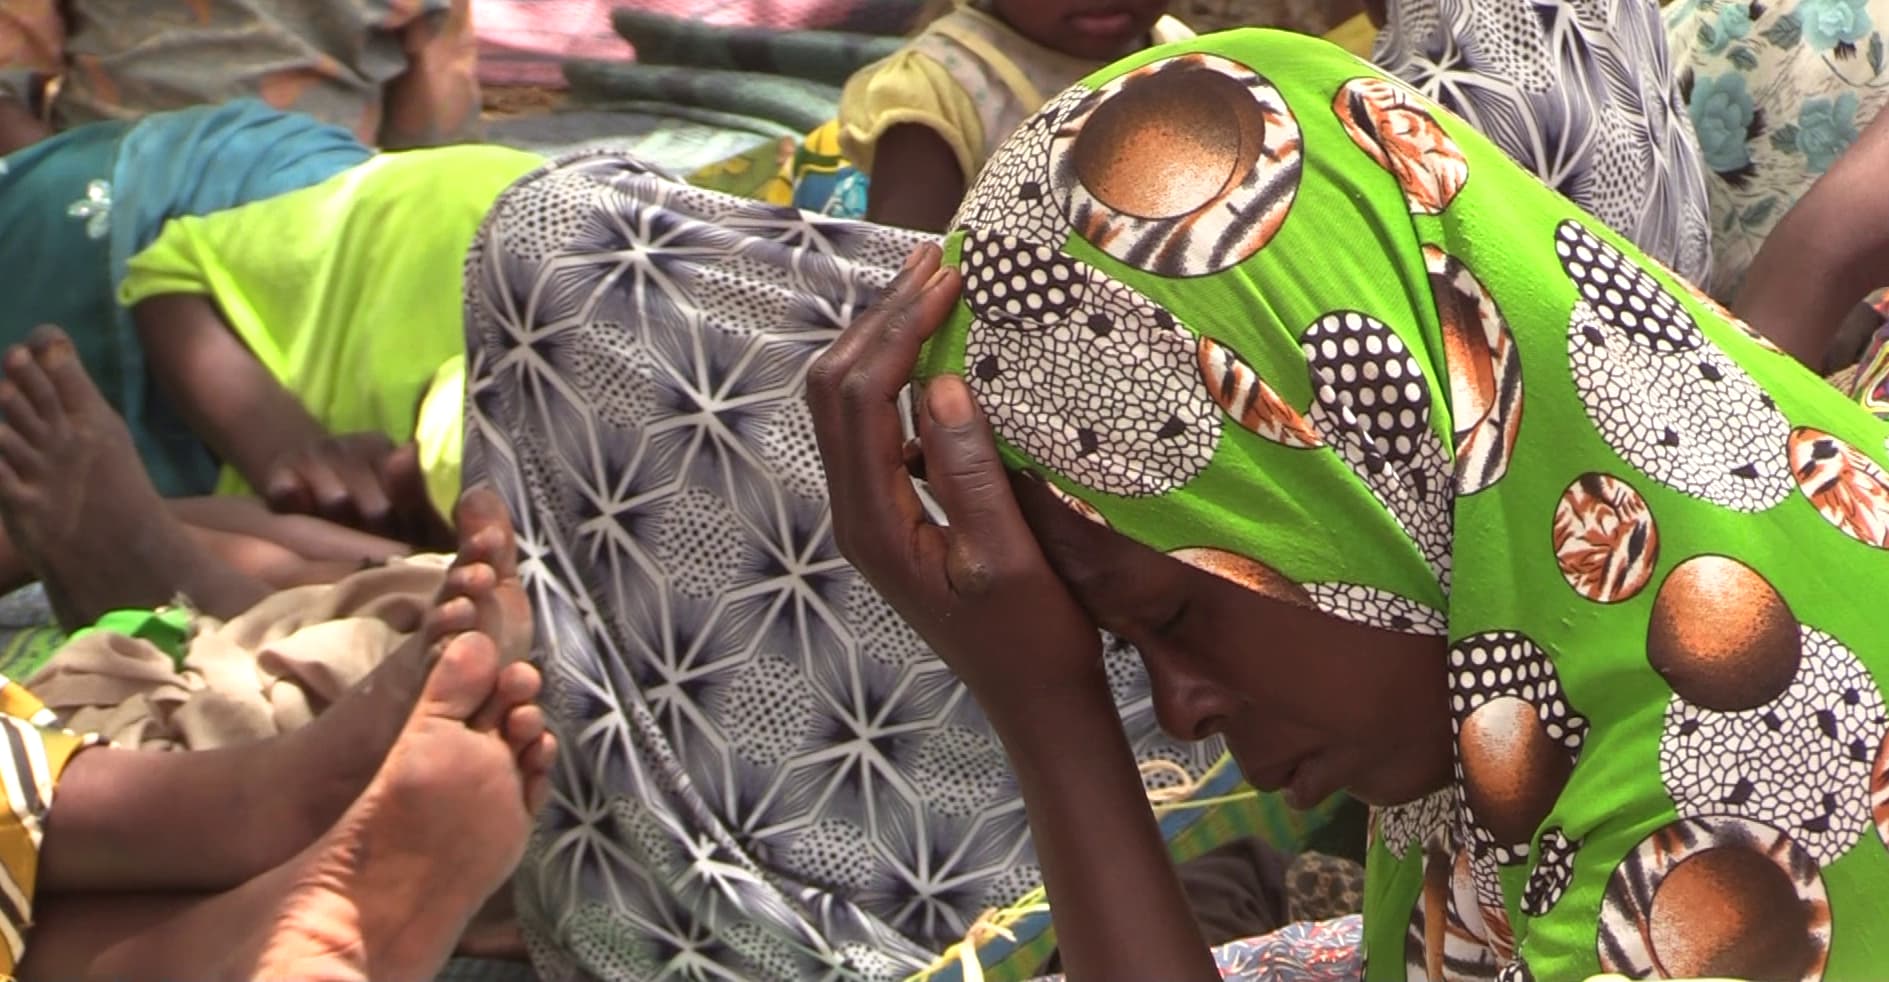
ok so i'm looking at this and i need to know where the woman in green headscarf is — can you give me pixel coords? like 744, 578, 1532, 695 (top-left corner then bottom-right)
810, 27, 1889, 981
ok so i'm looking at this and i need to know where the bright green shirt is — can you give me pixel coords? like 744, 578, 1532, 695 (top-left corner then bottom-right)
120, 144, 541, 520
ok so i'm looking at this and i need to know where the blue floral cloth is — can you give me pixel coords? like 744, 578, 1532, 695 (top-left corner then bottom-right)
1668, 0, 1889, 296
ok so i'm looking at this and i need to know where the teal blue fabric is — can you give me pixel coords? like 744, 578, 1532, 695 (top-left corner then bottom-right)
0, 99, 371, 495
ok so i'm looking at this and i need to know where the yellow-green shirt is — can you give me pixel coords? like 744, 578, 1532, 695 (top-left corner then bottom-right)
120, 144, 541, 523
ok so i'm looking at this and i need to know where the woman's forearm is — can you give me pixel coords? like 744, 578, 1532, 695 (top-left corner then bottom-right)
985, 669, 1217, 982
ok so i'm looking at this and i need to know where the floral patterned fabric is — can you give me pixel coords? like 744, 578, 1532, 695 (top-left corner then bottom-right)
1668, 0, 1889, 296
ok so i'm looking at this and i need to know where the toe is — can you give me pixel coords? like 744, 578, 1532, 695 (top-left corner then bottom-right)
0, 347, 53, 435
0, 382, 44, 444
30, 328, 101, 415
453, 488, 518, 576
0, 425, 41, 483
500, 703, 545, 755
472, 661, 540, 732
425, 595, 479, 647
417, 630, 502, 723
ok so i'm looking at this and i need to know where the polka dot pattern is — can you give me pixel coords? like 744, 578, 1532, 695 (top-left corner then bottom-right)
651, 487, 755, 599
961, 229, 1085, 326
963, 267, 1222, 497
784, 818, 878, 895
1555, 221, 1701, 354
717, 656, 817, 767
1448, 631, 1589, 864
912, 727, 1012, 818
1301, 312, 1454, 586
1522, 828, 1578, 916
1660, 626, 1888, 864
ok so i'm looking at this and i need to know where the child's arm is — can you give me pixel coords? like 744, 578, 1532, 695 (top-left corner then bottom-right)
864, 124, 966, 233
1735, 103, 1889, 369
380, 0, 481, 149
132, 294, 402, 535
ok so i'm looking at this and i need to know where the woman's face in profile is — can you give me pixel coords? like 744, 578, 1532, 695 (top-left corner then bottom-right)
1011, 473, 1455, 809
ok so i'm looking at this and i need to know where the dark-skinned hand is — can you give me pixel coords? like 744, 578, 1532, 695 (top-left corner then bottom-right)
260, 431, 402, 537
807, 244, 1104, 713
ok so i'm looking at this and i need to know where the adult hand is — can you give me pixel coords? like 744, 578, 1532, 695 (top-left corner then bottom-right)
807, 244, 1103, 713
261, 431, 400, 536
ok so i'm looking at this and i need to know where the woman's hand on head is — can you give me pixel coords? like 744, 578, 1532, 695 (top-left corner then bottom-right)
808, 245, 1105, 715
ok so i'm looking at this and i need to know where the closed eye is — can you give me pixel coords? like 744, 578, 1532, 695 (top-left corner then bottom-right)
1151, 597, 1191, 638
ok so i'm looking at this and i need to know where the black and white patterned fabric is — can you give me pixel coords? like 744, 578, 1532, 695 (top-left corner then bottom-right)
460, 152, 1234, 981
1374, 0, 1716, 289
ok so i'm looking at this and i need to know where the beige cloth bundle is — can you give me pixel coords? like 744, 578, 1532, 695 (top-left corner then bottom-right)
26, 555, 451, 750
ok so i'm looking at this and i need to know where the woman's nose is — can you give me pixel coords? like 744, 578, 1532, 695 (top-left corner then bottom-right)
1146, 650, 1242, 742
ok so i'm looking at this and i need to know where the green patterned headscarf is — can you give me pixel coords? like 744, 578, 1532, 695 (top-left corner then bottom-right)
917, 28, 1889, 981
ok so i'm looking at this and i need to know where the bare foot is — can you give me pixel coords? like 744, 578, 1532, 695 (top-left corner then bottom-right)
239, 627, 553, 981
0, 327, 265, 627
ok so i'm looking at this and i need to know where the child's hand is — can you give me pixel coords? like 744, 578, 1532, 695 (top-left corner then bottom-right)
261, 432, 402, 536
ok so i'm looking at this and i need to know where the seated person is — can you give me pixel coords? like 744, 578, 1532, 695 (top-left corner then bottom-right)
1667, 0, 1889, 299
813, 29, 1889, 978
0, 326, 551, 979
841, 0, 1193, 232
0, 0, 479, 149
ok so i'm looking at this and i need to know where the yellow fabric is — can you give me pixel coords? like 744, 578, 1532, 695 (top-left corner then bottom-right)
0, 676, 98, 975
1323, 12, 1377, 56
414, 355, 465, 527
839, 46, 987, 180
119, 145, 540, 499
839, 8, 1192, 182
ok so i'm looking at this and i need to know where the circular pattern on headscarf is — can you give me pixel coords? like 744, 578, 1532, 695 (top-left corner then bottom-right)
960, 229, 1086, 326
955, 84, 1090, 246
1197, 337, 1322, 449
1426, 246, 1523, 494
1050, 53, 1301, 277
960, 249, 1221, 497
1789, 427, 1889, 549
1168, 547, 1309, 607
1522, 827, 1578, 917
1303, 582, 1446, 636
1301, 311, 1453, 587
1559, 221, 1792, 512
1647, 555, 1800, 712
1661, 618, 1884, 865
1448, 631, 1588, 864
1334, 77, 1468, 215
1552, 473, 1660, 603
1596, 816, 1830, 981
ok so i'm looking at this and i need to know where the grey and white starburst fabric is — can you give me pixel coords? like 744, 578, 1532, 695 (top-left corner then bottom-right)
1375, 0, 1716, 289
461, 151, 1233, 981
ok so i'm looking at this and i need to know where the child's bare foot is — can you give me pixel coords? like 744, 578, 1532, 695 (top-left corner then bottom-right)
241, 627, 552, 981
0, 327, 264, 627
424, 487, 533, 667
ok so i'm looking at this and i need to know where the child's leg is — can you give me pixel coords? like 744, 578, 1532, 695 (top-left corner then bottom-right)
31, 488, 533, 899
20, 628, 549, 982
